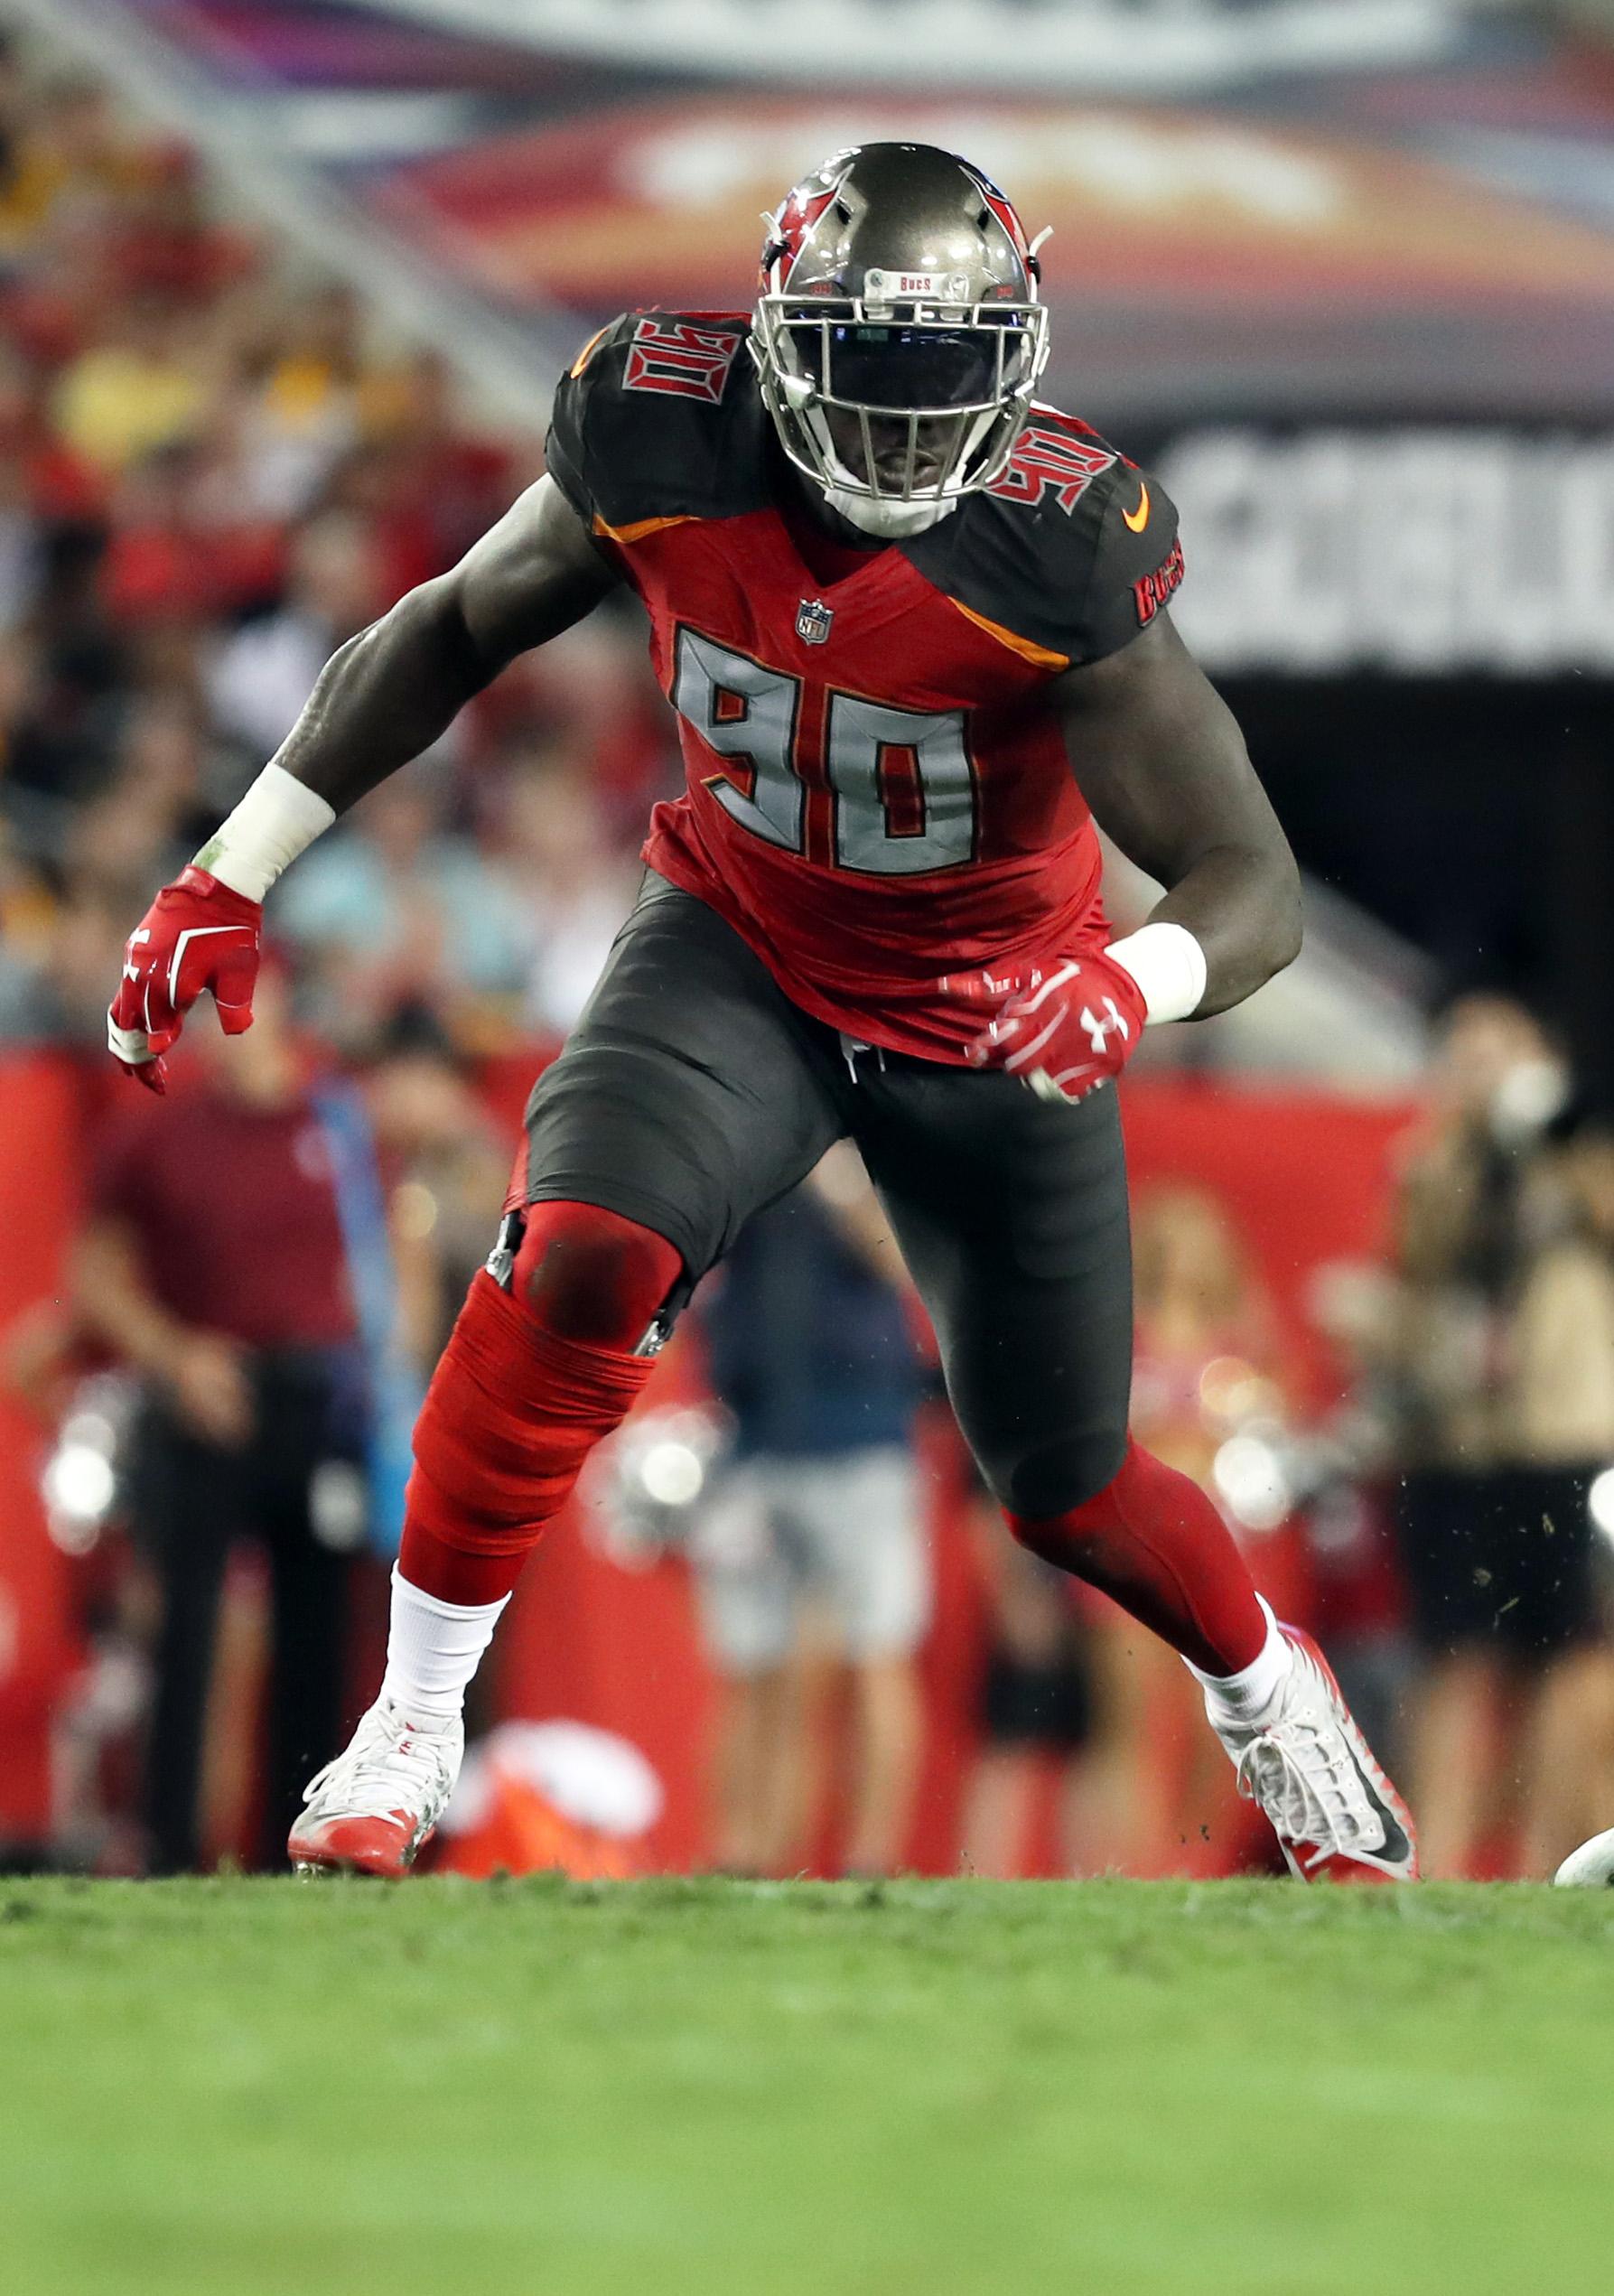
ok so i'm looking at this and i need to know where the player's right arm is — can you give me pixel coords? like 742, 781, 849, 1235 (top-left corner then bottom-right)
259, 475, 618, 817
108, 477, 618, 1089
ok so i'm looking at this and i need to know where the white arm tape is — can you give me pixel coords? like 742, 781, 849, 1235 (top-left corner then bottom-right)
1106, 920, 1208, 1025
193, 763, 336, 901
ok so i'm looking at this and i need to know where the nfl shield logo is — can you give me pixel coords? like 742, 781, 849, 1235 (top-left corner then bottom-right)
796, 596, 834, 645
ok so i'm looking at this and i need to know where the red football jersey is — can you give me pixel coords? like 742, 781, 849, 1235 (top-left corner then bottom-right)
546, 311, 1184, 1061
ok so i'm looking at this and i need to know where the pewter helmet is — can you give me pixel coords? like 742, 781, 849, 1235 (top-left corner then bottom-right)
752, 143, 1050, 534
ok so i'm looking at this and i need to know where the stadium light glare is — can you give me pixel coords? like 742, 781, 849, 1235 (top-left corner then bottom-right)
1212, 1433, 1292, 1533
1587, 1467, 1614, 1545
42, 1442, 117, 1547
639, 1441, 706, 1508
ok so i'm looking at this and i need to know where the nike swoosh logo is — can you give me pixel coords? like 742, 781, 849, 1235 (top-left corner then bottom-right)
1349, 1748, 1411, 1864
1122, 480, 1150, 534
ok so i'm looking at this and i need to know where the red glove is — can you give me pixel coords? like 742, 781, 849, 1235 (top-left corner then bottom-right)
941, 947, 1147, 1103
107, 865, 262, 1096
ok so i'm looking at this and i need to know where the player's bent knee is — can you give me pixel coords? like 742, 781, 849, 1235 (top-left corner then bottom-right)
991, 1429, 1131, 1532
407, 1252, 666, 1557
511, 1199, 683, 1350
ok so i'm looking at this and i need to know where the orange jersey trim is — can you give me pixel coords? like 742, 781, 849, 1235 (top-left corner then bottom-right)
947, 597, 1069, 674
592, 511, 697, 547
569, 326, 611, 378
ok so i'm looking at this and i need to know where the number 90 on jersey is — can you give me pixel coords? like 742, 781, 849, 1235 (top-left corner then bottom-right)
672, 627, 979, 876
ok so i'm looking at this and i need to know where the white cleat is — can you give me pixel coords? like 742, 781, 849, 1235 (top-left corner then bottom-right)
288, 1698, 462, 1879
1208, 1626, 1419, 1883
1553, 1826, 1614, 1886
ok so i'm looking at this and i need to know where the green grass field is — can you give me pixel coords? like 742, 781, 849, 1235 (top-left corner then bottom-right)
4, 1876, 1613, 2295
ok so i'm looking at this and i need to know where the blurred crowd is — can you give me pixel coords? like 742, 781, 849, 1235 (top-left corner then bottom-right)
0, 44, 673, 1079
2, 46, 1612, 1885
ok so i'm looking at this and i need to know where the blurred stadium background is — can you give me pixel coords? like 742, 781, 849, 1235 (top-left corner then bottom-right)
3, 0, 1614, 1887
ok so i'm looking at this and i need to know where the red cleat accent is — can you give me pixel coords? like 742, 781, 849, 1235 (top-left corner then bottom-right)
288, 1701, 462, 1879
286, 1809, 431, 1881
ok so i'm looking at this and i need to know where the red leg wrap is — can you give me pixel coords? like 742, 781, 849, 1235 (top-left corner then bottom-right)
509, 1199, 681, 1349
399, 1202, 681, 1606
1006, 1437, 1265, 1675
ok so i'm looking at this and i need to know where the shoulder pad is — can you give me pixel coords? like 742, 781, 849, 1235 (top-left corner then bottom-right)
907, 404, 1183, 669
546, 312, 770, 537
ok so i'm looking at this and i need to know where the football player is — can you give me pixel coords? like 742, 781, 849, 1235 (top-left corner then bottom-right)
108, 144, 1416, 1882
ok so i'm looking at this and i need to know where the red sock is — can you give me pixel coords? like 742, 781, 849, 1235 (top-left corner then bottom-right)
1006, 1437, 1265, 1675
398, 1201, 682, 1608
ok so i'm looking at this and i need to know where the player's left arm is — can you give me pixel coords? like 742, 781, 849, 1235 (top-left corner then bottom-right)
1050, 609, 1301, 1018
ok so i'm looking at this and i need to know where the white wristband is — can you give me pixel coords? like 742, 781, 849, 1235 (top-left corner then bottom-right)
1106, 920, 1208, 1025
193, 763, 336, 901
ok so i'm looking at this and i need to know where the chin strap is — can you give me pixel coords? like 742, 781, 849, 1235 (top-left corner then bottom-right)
822, 487, 959, 539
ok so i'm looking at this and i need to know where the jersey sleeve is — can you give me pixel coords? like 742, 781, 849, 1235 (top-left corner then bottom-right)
543, 315, 635, 529
545, 310, 760, 538
911, 425, 1184, 672
1065, 458, 1184, 665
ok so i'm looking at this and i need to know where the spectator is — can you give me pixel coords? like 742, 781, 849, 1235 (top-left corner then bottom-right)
1488, 1113, 1614, 1874
1070, 1181, 1301, 1875
1, 521, 126, 819
99, 435, 284, 637
0, 880, 129, 1052
357, 1007, 509, 1355
69, 966, 387, 1871
350, 347, 518, 575
958, 1470, 1094, 1878
102, 141, 255, 312
0, 70, 146, 249
207, 508, 391, 762
1380, 993, 1612, 1876
275, 768, 531, 1051
691, 1149, 931, 1876
65, 771, 189, 913
486, 746, 640, 1038
51, 289, 210, 477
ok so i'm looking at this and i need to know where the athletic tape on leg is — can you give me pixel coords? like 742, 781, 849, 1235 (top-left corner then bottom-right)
408, 1271, 658, 1557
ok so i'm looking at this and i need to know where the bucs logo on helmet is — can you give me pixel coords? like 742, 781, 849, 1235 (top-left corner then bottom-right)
760, 149, 860, 296
752, 142, 1051, 539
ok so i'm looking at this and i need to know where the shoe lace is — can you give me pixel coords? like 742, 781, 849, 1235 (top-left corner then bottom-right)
303, 1708, 455, 1816
1235, 1719, 1377, 1871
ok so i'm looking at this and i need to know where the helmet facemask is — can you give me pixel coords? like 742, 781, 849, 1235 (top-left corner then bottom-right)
753, 285, 1049, 537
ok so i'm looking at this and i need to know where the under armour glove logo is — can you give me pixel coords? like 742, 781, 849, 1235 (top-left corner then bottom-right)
1081, 997, 1130, 1057
938, 948, 1146, 1105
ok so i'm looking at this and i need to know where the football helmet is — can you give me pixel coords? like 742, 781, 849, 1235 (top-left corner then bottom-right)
753, 142, 1050, 538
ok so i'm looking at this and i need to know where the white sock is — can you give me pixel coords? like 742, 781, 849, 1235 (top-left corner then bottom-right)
1187, 1595, 1291, 1722
379, 1567, 509, 1729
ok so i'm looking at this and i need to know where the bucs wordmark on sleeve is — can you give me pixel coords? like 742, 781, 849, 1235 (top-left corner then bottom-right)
546, 310, 1185, 1064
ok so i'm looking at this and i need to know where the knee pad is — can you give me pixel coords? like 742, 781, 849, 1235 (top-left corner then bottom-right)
511, 1199, 683, 1351
407, 1265, 662, 1558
